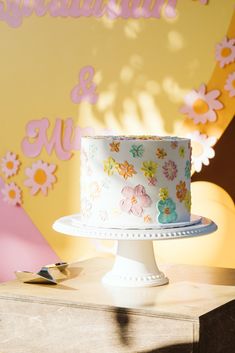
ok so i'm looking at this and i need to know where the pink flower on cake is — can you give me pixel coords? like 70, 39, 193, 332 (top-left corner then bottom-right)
162, 160, 178, 180
180, 84, 223, 124
215, 37, 235, 68
148, 176, 157, 186
1, 152, 20, 178
120, 185, 152, 217
186, 131, 216, 172
24, 160, 56, 195
1, 182, 22, 206
224, 72, 235, 97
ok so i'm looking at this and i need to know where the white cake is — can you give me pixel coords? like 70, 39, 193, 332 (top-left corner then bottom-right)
80, 136, 191, 228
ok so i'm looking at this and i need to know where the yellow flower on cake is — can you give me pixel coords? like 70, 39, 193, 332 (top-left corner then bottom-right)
141, 161, 158, 178
159, 188, 169, 201
118, 161, 136, 180
24, 160, 56, 195
178, 146, 185, 158
103, 157, 118, 176
184, 191, 191, 212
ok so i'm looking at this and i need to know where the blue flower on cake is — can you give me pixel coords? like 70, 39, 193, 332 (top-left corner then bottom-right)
157, 198, 177, 224
129, 144, 144, 158
185, 160, 191, 179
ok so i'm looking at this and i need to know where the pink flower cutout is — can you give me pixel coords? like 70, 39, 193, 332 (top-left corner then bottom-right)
224, 72, 235, 97
180, 83, 223, 124
120, 185, 152, 217
1, 182, 22, 206
24, 160, 56, 196
1, 151, 20, 178
215, 37, 235, 68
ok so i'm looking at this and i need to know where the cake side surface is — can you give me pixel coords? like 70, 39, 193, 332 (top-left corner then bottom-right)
80, 136, 191, 227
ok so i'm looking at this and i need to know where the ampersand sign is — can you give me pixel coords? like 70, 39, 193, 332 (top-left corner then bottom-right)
71, 65, 98, 104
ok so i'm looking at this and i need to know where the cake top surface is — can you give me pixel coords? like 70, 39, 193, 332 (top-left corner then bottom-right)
82, 135, 189, 141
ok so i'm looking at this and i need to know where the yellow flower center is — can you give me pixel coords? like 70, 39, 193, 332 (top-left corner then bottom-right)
131, 196, 137, 204
6, 161, 14, 169
9, 190, 16, 199
34, 169, 47, 185
191, 141, 204, 157
221, 47, 232, 58
192, 98, 209, 114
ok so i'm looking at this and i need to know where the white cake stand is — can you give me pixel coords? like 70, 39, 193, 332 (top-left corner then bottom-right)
53, 214, 217, 288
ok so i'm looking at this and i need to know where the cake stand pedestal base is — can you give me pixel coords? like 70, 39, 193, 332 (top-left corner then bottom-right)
102, 240, 168, 287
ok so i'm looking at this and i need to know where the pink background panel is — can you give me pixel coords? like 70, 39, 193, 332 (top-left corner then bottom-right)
0, 177, 60, 282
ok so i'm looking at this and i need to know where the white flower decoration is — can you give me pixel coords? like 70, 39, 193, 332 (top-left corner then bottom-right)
180, 83, 223, 124
1, 152, 20, 178
215, 37, 235, 68
224, 72, 235, 97
24, 160, 56, 195
186, 131, 217, 172
1, 182, 22, 206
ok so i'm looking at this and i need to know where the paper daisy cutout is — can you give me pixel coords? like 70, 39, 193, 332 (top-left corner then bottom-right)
24, 160, 56, 195
1, 152, 20, 178
186, 131, 216, 172
215, 37, 235, 68
224, 72, 235, 97
1, 182, 22, 206
180, 84, 223, 124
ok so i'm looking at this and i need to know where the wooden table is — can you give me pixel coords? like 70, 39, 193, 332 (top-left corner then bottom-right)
0, 257, 235, 353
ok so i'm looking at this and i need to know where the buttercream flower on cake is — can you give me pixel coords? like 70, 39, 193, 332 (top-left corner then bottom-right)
171, 141, 178, 149
109, 141, 120, 152
176, 181, 187, 202
184, 191, 191, 212
157, 198, 177, 224
130, 144, 144, 158
180, 84, 223, 124
118, 161, 136, 179
1, 182, 22, 206
156, 148, 167, 159
24, 160, 56, 195
159, 188, 169, 201
141, 161, 158, 178
178, 146, 185, 158
224, 72, 235, 97
1, 152, 20, 178
103, 157, 118, 176
148, 176, 157, 186
162, 160, 178, 180
185, 160, 191, 179
215, 37, 235, 68
120, 185, 152, 217
186, 131, 216, 172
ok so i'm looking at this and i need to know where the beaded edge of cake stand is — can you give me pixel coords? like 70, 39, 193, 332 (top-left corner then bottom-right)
53, 215, 217, 240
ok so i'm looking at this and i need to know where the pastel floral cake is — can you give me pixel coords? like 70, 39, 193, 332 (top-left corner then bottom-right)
80, 136, 191, 228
